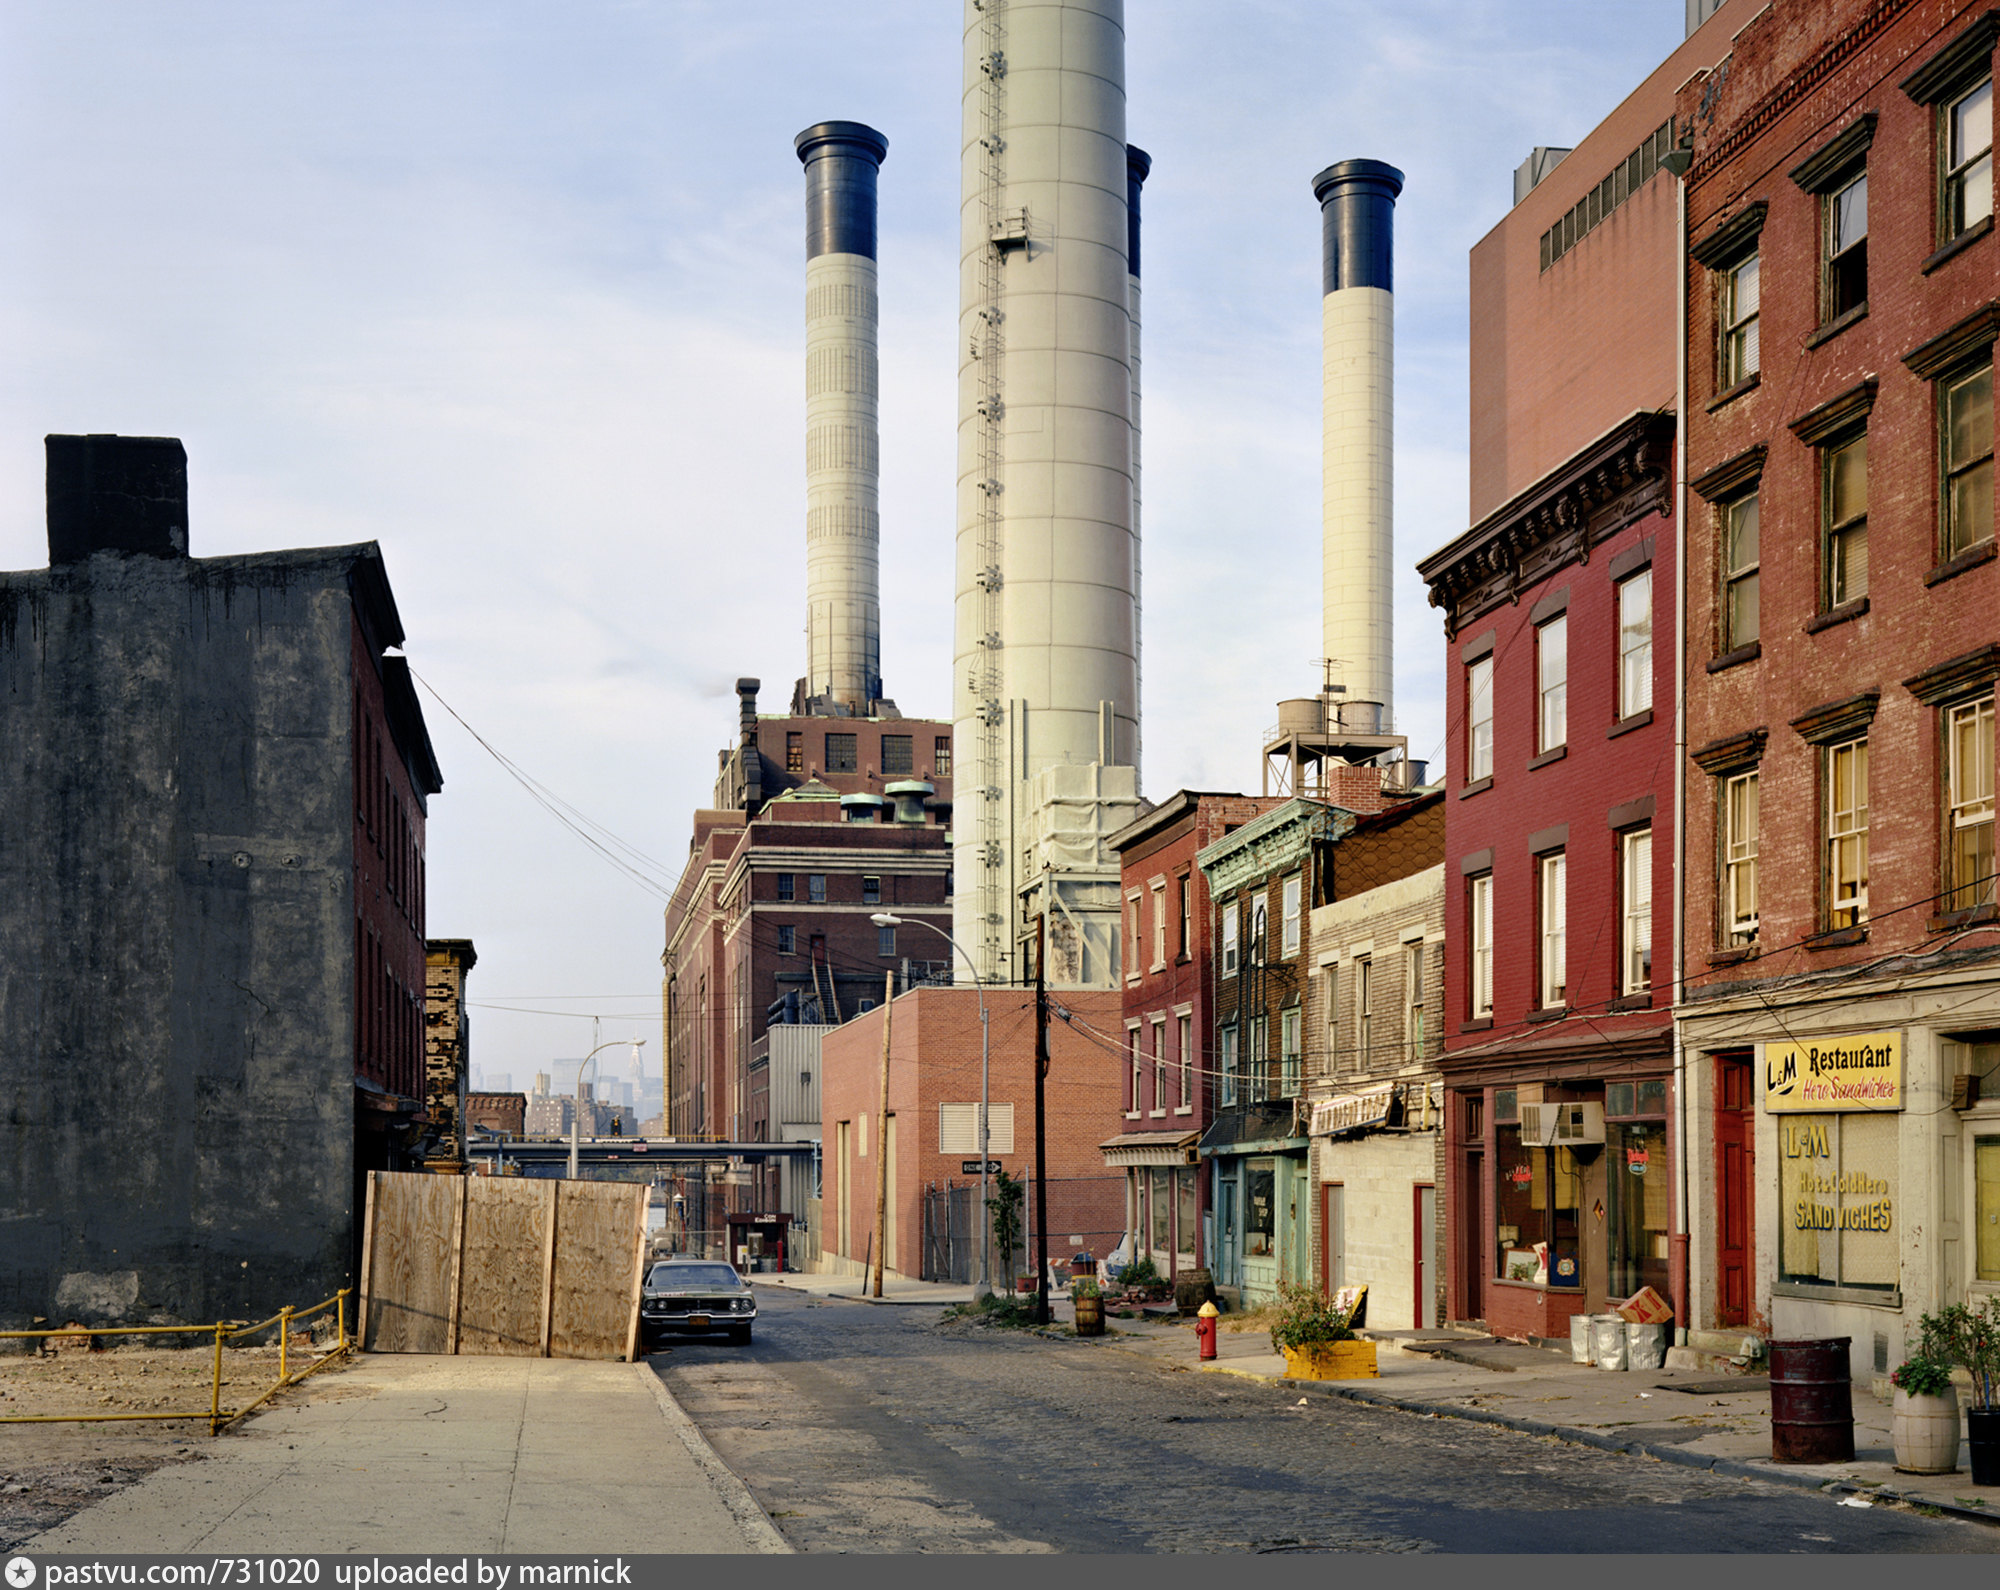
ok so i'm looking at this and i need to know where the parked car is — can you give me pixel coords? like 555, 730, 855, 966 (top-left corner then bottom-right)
640, 1258, 757, 1346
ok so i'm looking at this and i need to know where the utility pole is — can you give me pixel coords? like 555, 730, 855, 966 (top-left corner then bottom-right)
871, 972, 895, 1299
1034, 912, 1051, 1327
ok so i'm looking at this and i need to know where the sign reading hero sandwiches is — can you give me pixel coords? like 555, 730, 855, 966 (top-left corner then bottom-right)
1763, 1031, 1902, 1113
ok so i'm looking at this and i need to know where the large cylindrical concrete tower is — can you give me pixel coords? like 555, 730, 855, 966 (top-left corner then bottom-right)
1313, 159, 1403, 732
1127, 144, 1150, 781
955, 0, 1142, 987
797, 121, 889, 715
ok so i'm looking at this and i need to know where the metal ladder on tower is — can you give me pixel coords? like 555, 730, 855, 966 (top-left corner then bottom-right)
973, 0, 1010, 985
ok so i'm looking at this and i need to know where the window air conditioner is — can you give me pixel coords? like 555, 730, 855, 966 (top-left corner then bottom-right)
1521, 1101, 1605, 1146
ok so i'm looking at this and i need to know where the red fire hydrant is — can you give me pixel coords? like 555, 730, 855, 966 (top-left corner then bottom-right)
1196, 1300, 1219, 1361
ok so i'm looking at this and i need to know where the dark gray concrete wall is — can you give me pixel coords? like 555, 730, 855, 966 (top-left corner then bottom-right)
0, 546, 369, 1327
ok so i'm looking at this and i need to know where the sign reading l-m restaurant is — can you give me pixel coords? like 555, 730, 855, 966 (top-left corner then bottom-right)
1763, 1031, 1902, 1113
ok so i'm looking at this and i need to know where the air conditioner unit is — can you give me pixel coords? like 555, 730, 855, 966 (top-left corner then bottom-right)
1521, 1101, 1605, 1146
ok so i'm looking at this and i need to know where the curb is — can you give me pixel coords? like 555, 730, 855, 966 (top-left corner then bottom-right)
638, 1364, 793, 1554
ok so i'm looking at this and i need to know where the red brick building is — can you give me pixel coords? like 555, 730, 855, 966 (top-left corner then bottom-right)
819, 987, 1125, 1284
1674, 0, 1999, 1371
1102, 792, 1285, 1281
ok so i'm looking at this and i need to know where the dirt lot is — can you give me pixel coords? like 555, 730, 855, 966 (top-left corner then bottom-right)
0, 1338, 354, 1550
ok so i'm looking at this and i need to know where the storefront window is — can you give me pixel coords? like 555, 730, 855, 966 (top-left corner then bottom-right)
1978, 1137, 2000, 1284
1246, 1158, 1276, 1257
1778, 1112, 1898, 1292
1177, 1169, 1198, 1270
1607, 1120, 1670, 1298
1494, 1127, 1584, 1286
1149, 1167, 1172, 1253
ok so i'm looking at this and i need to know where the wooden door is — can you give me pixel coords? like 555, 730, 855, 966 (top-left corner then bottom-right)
1319, 1183, 1345, 1294
1459, 1153, 1483, 1322
1415, 1184, 1437, 1328
1716, 1054, 1755, 1327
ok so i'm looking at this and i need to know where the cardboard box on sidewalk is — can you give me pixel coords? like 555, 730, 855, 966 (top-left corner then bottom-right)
1615, 1286, 1673, 1325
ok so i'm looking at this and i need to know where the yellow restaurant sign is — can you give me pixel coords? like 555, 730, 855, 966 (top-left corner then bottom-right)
1763, 1031, 1902, 1113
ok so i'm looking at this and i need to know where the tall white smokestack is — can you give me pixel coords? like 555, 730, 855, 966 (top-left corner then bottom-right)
797, 121, 889, 715
954, 0, 1142, 986
1314, 159, 1403, 733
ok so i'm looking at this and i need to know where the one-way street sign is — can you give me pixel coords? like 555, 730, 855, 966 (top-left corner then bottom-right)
962, 1159, 1002, 1175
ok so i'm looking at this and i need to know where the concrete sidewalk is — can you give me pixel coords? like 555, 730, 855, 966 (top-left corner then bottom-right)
1094, 1312, 2000, 1526
27, 1354, 789, 1554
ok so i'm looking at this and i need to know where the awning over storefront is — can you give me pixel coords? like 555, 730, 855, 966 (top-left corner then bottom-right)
1197, 1101, 1306, 1159
1309, 1083, 1399, 1138
1098, 1129, 1201, 1168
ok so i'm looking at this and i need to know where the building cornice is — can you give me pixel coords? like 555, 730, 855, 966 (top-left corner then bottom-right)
1196, 800, 1350, 897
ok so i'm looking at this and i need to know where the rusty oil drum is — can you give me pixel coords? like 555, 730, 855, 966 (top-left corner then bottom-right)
1769, 1338, 1855, 1463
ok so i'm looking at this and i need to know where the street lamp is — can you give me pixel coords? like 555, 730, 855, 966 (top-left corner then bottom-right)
872, 912, 993, 1298
570, 1037, 646, 1180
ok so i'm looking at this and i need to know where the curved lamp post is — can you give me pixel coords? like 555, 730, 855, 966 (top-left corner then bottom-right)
570, 1037, 646, 1180
871, 912, 992, 1298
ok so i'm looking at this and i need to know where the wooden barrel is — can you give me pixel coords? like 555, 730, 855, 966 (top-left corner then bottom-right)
1073, 1295, 1104, 1337
1770, 1338, 1854, 1463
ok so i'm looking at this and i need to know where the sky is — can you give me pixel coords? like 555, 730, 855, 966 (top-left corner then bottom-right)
0, 1, 1691, 1088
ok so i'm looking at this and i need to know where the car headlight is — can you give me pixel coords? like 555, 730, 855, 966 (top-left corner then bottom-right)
734, 1297, 751, 1313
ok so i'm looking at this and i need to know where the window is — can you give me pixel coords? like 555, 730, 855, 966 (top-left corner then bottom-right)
1468, 656, 1494, 781
825, 733, 857, 773
1825, 169, 1868, 320
776, 873, 795, 902
877, 924, 896, 957
785, 732, 804, 774
1622, 829, 1653, 994
1980, 1131, 2000, 1283
1723, 494, 1760, 649
934, 737, 952, 777
1947, 698, 1996, 913
1825, 433, 1869, 608
1322, 967, 1339, 1073
1177, 875, 1191, 958
1779, 1112, 1898, 1293
1128, 1027, 1143, 1114
1944, 360, 1994, 560
1152, 883, 1167, 970
1281, 874, 1302, 957
1152, 1019, 1167, 1113
1826, 738, 1870, 929
1537, 615, 1568, 752
1539, 853, 1567, 1007
1177, 1013, 1192, 1108
862, 875, 881, 905
1720, 252, 1760, 387
1496, 1131, 1584, 1287
808, 873, 827, 904
939, 1102, 1014, 1155
777, 924, 795, 955
1247, 1014, 1268, 1102
1945, 77, 1993, 241
1470, 874, 1493, 1018
1220, 1024, 1239, 1107
1124, 892, 1142, 980
1281, 1006, 1301, 1097
881, 735, 913, 775
1405, 942, 1427, 1064
1221, 900, 1239, 977
1618, 569, 1653, 718
1352, 958, 1373, 1071
1723, 772, 1760, 945
1605, 1083, 1671, 1300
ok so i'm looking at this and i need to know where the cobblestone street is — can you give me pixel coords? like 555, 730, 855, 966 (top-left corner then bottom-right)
650, 1289, 2000, 1554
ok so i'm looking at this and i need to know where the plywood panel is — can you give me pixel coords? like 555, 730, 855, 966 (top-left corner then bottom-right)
362, 1174, 460, 1354
455, 1178, 552, 1356
549, 1182, 645, 1360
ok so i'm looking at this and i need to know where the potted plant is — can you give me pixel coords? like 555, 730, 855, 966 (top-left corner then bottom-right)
1269, 1278, 1376, 1381
1889, 1354, 1960, 1475
1071, 1275, 1104, 1337
1923, 1298, 2000, 1485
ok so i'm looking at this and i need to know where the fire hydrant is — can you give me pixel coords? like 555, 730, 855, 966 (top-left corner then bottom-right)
1196, 1300, 1219, 1361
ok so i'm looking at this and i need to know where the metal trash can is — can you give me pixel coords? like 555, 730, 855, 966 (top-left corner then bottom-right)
1625, 1321, 1667, 1371
1569, 1314, 1595, 1365
1592, 1314, 1628, 1372
1769, 1337, 1854, 1463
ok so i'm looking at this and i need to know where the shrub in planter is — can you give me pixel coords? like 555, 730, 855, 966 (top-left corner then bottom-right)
1889, 1356, 1960, 1475
1921, 1298, 2000, 1484
1269, 1279, 1378, 1380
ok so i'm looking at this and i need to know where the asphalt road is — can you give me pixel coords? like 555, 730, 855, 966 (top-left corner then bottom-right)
646, 1287, 2000, 1555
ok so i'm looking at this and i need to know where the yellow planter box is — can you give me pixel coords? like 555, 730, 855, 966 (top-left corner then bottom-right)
1283, 1340, 1379, 1380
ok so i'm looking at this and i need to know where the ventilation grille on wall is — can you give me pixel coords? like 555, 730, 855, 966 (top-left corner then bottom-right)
1540, 119, 1676, 272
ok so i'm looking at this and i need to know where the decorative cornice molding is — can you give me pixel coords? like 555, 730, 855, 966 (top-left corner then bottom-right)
1789, 379, 1878, 446
1691, 727, 1770, 775
1196, 799, 1349, 898
1903, 643, 2000, 707
1789, 688, 1882, 746
1690, 200, 1769, 268
1899, 10, 1999, 104
1903, 301, 2000, 381
1789, 112, 1879, 192
1690, 443, 1769, 503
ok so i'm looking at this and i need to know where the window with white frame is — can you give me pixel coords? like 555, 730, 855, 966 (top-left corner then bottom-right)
1127, 1025, 1143, 1115
1356, 958, 1373, 1070
1178, 875, 1191, 958
1618, 570, 1653, 718
1152, 883, 1167, 970
1720, 252, 1760, 387
1125, 892, 1143, 980
1470, 874, 1493, 1018
1827, 738, 1870, 929
1281, 1005, 1301, 1098
1947, 698, 1996, 913
1322, 966, 1339, 1074
1539, 852, 1567, 1007
1468, 656, 1494, 781
1221, 899, 1239, 976
1622, 830, 1653, 994
1945, 76, 1993, 241
1405, 942, 1427, 1064
1220, 1023, 1239, 1107
1247, 1013, 1268, 1102
1724, 771, 1761, 945
1723, 493, 1761, 650
1281, 874, 1302, 957
1943, 359, 1994, 561
1152, 1018, 1168, 1113
1177, 1012, 1193, 1108
1538, 615, 1568, 752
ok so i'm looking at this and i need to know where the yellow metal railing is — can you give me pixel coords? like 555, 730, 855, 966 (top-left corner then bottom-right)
0, 1288, 351, 1436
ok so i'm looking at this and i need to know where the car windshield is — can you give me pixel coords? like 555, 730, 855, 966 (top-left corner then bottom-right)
649, 1263, 741, 1289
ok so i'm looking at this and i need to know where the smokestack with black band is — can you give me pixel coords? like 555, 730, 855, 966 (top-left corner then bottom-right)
1126, 144, 1150, 772
796, 121, 889, 714
1312, 158, 1403, 734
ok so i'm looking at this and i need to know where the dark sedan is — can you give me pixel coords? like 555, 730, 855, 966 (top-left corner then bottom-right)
640, 1259, 758, 1345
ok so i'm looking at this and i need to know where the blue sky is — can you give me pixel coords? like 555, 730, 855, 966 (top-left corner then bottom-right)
0, 1, 1690, 1083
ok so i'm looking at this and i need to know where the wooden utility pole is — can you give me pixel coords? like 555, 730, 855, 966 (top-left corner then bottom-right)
871, 973, 894, 1299
1033, 913, 1051, 1326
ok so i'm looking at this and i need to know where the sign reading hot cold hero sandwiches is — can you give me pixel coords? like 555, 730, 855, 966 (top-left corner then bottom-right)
1762, 1031, 1902, 1113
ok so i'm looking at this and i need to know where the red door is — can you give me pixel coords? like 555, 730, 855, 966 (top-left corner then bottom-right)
1716, 1055, 1755, 1328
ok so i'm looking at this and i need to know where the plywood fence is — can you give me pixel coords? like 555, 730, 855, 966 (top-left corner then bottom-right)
357, 1172, 647, 1361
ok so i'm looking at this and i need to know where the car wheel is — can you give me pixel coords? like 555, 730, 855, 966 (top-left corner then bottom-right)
729, 1324, 752, 1346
